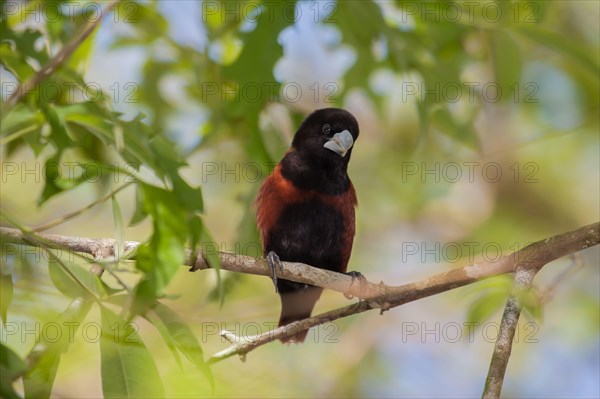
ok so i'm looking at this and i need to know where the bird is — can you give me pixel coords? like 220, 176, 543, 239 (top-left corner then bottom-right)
255, 108, 360, 343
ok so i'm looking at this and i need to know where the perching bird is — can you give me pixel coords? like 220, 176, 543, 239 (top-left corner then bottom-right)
255, 108, 360, 343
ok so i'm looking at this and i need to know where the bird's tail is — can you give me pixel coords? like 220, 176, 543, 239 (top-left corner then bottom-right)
278, 286, 323, 343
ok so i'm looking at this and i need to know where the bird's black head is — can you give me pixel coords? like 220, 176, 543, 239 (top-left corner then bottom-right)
291, 108, 360, 166
282, 108, 359, 194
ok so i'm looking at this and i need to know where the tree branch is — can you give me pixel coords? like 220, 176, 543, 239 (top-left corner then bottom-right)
2, 222, 598, 364
207, 222, 599, 363
482, 266, 538, 399
2, 222, 598, 303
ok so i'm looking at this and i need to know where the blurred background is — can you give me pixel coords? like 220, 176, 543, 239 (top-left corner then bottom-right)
1, 0, 599, 397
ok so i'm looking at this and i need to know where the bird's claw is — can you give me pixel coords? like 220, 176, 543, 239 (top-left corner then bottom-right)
344, 270, 367, 300
266, 251, 284, 293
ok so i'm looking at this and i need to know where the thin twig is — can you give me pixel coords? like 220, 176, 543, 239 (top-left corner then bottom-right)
33, 182, 134, 232
207, 301, 372, 364
540, 253, 583, 304
105, 267, 132, 292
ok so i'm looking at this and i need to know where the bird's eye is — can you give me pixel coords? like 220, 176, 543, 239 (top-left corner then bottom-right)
322, 124, 331, 135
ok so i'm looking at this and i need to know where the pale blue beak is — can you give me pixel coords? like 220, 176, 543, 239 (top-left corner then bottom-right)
323, 130, 354, 157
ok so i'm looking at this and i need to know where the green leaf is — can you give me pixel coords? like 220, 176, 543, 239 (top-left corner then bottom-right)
40, 103, 74, 152
0, 26, 49, 81
24, 299, 92, 399
67, 26, 98, 74
463, 276, 513, 325
112, 194, 125, 256
38, 154, 99, 206
466, 291, 509, 326
147, 303, 213, 387
129, 184, 148, 226
489, 30, 522, 100
64, 110, 114, 143
132, 184, 187, 315
172, 175, 204, 213
147, 136, 203, 212
199, 221, 223, 305
100, 306, 165, 399
0, 274, 13, 325
0, 342, 27, 399
53, 103, 168, 181
118, 114, 158, 171
0, 104, 45, 156
105, 295, 213, 387
0, 41, 34, 80
48, 258, 120, 299
0, 104, 44, 138
515, 288, 543, 322
38, 154, 63, 205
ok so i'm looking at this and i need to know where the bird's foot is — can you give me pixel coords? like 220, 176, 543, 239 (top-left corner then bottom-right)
266, 251, 284, 293
344, 271, 367, 300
